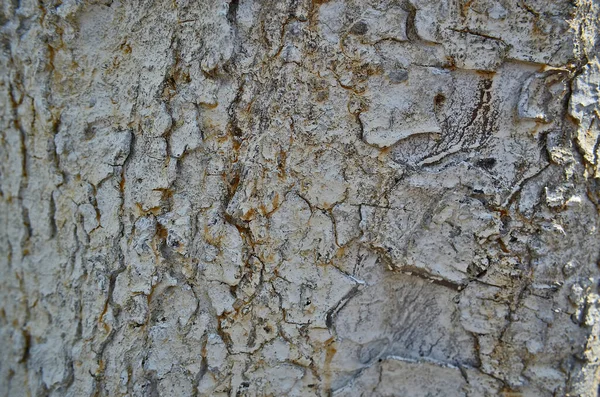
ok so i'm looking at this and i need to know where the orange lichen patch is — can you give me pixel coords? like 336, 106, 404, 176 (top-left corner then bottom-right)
162, 76, 178, 100
475, 70, 496, 79
257, 192, 283, 217
277, 149, 287, 178
245, 97, 257, 114
134, 202, 162, 217
528, 17, 544, 37
119, 41, 132, 55
205, 216, 235, 249
215, 313, 234, 348
198, 120, 215, 137
262, 251, 277, 264
203, 227, 221, 247
334, 245, 346, 259
268, 192, 281, 215
220, 127, 243, 156
494, 207, 509, 217
240, 207, 256, 222
231, 299, 245, 316
216, 134, 230, 147
272, 16, 297, 59
497, 238, 510, 254
146, 283, 157, 308
155, 222, 169, 241
47, 44, 57, 75
119, 173, 126, 192
460, 0, 474, 18
272, 191, 281, 208
377, 145, 393, 161
172, 65, 191, 84
96, 359, 105, 375
322, 337, 337, 393
199, 101, 219, 109
98, 301, 111, 333
527, 121, 545, 136
200, 336, 208, 360
443, 56, 458, 71
258, 201, 268, 216
228, 174, 241, 197
500, 390, 523, 397
154, 187, 174, 203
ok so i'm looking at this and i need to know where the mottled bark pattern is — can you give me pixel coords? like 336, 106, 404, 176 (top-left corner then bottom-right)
1, 0, 600, 396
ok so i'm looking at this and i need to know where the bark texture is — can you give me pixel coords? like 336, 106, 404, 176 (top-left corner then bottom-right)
1, 0, 600, 396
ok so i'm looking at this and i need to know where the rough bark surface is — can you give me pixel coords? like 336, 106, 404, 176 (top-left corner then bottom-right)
1, 0, 600, 396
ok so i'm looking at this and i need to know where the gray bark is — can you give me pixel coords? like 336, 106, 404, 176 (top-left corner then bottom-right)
1, 0, 600, 396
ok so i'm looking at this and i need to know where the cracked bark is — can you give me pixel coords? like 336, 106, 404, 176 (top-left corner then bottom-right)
1, 0, 600, 396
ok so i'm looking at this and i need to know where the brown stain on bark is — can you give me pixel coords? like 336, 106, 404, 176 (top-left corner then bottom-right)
323, 337, 337, 394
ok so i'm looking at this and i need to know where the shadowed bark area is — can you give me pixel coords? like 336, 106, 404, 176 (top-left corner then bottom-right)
0, 0, 599, 396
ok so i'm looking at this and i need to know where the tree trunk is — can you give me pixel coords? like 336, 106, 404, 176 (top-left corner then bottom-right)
1, 0, 599, 396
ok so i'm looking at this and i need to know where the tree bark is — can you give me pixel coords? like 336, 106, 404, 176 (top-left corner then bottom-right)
1, 0, 600, 396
